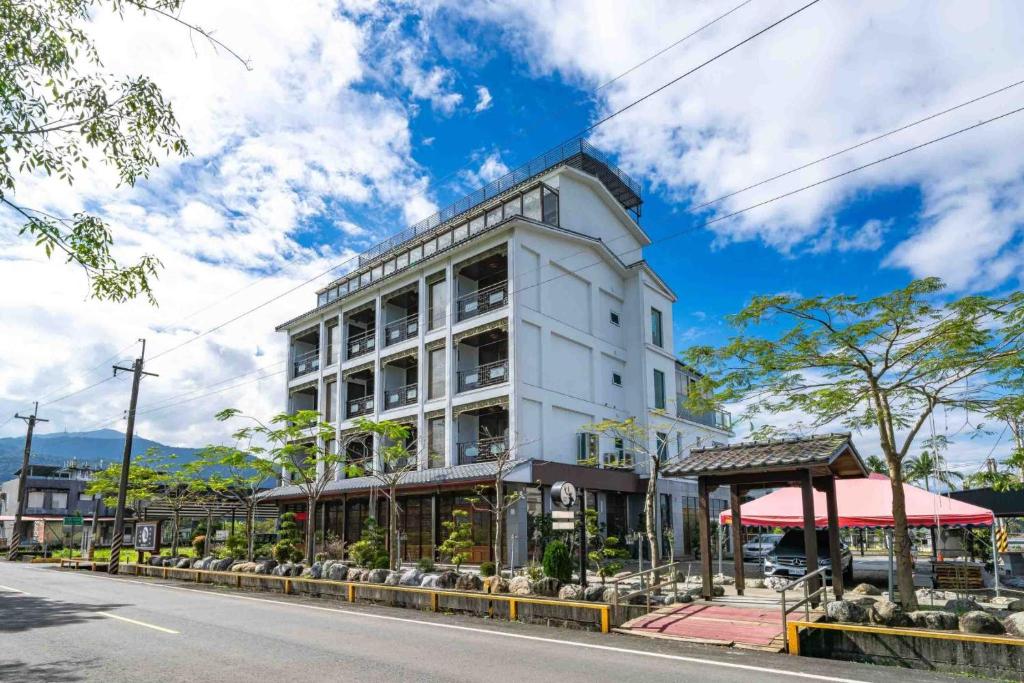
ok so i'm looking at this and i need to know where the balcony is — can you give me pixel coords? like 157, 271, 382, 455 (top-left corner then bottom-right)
347, 396, 375, 419
457, 359, 508, 393
383, 313, 418, 347
676, 404, 732, 431
292, 348, 320, 378
602, 452, 635, 469
347, 328, 376, 360
456, 280, 508, 322
457, 436, 508, 465
383, 383, 418, 410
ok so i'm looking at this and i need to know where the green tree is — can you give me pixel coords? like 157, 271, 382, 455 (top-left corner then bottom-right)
272, 512, 302, 563
197, 442, 277, 561
438, 509, 472, 572
865, 455, 889, 475
542, 539, 573, 583
215, 408, 347, 563
141, 450, 205, 556
466, 430, 523, 575
584, 509, 629, 584
348, 516, 387, 569
1, 0, 246, 302
904, 448, 962, 492
685, 278, 1024, 609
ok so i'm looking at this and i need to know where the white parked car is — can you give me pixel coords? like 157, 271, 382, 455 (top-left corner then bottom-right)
743, 533, 782, 561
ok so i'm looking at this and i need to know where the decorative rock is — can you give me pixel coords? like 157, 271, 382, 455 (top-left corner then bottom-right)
532, 577, 562, 597
509, 576, 532, 596
289, 564, 304, 577
870, 599, 911, 627
436, 571, 459, 589
851, 583, 882, 596
558, 584, 583, 601
712, 573, 734, 586
212, 558, 234, 572
1002, 612, 1024, 637
944, 598, 980, 614
399, 568, 423, 586
484, 576, 509, 594
326, 563, 348, 581
148, 556, 163, 566
746, 578, 765, 589
989, 596, 1024, 611
420, 574, 440, 588
826, 600, 867, 624
175, 558, 191, 569
601, 587, 620, 603
960, 610, 1004, 635
764, 576, 789, 591
673, 592, 694, 604
384, 570, 403, 586
255, 560, 277, 575
455, 574, 483, 591
847, 596, 877, 607
583, 585, 607, 602
309, 562, 323, 579
368, 568, 389, 584
922, 611, 959, 630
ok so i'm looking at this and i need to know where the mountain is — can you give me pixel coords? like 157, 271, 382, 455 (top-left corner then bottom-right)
0, 429, 204, 480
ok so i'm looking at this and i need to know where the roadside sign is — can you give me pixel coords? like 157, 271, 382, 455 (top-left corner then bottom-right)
134, 522, 160, 552
552, 521, 575, 531
552, 510, 575, 519
63, 516, 83, 526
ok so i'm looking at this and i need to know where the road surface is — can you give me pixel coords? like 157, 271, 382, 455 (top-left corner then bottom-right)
0, 562, 960, 682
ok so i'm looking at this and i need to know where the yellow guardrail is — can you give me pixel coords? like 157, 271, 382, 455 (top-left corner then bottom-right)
786, 620, 1024, 656
123, 563, 611, 633
58, 558, 109, 571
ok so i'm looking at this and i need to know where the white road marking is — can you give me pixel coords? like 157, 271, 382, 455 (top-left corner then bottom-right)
99, 611, 180, 634
0, 583, 28, 594
105, 576, 868, 683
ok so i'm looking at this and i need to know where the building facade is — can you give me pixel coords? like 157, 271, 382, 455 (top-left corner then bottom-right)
267, 140, 732, 565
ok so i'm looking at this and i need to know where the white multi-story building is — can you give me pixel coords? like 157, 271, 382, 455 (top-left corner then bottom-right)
266, 140, 732, 565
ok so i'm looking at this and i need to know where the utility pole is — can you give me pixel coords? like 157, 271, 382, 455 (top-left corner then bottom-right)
6, 403, 48, 561
107, 339, 158, 575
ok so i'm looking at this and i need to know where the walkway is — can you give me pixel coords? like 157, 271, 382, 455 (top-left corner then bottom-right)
618, 600, 798, 651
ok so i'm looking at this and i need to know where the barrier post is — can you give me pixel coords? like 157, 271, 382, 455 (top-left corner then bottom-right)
348, 584, 356, 602
509, 599, 517, 622
787, 622, 801, 656
600, 606, 610, 634
430, 591, 439, 612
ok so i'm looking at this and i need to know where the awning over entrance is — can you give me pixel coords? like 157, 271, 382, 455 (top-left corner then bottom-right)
722, 473, 995, 528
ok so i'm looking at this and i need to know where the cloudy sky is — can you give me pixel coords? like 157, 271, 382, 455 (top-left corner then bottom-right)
1, 0, 1022, 475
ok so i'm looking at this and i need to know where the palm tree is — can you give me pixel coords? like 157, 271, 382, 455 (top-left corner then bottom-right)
904, 451, 962, 492
865, 455, 889, 475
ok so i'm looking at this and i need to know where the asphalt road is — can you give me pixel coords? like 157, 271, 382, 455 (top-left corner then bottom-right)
0, 562, 962, 683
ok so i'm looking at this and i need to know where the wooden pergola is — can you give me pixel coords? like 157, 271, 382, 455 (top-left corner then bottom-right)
663, 433, 868, 601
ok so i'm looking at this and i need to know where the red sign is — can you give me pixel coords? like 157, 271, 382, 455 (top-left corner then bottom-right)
294, 512, 308, 521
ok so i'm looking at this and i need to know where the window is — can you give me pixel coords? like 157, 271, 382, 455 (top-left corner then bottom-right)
486, 206, 502, 225
503, 197, 521, 218
428, 347, 446, 399
651, 307, 663, 347
325, 380, 337, 422
609, 311, 620, 326
470, 214, 486, 234
326, 322, 340, 364
653, 369, 666, 409
51, 491, 68, 510
428, 276, 447, 330
541, 186, 559, 225
27, 491, 44, 508
428, 416, 446, 468
522, 188, 541, 220
656, 432, 668, 460
611, 372, 622, 386
79, 492, 93, 502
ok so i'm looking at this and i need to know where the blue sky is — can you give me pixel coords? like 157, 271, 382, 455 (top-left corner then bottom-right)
1, 0, 1022, 476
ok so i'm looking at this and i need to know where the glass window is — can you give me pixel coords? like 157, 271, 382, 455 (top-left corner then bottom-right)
51, 491, 68, 509
318, 292, 328, 306
612, 372, 622, 386
486, 207, 502, 225
653, 369, 666, 410
429, 347, 446, 399
409, 245, 423, 263
610, 311, 620, 326
325, 380, 337, 422
27, 491, 44, 508
429, 278, 447, 330
522, 188, 541, 220
428, 417, 446, 467
339, 281, 349, 295
360, 271, 371, 287
79, 492, 93, 502
396, 252, 409, 269
542, 186, 559, 225
470, 215, 486, 234
437, 230, 452, 249
424, 239, 437, 257
651, 308, 664, 347
453, 223, 468, 243
656, 432, 668, 460
503, 197, 521, 218
383, 259, 395, 276
326, 322, 340, 364
371, 265, 383, 281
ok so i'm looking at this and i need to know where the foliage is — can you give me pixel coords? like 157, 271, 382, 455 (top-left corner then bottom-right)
272, 540, 302, 564
323, 533, 346, 560
542, 539, 573, 583
524, 562, 544, 581
865, 456, 889, 475
465, 429, 523, 575
438, 509, 473, 572
684, 277, 1024, 610
223, 533, 246, 559
904, 448, 962, 492
191, 535, 206, 556
416, 557, 435, 572
479, 561, 495, 577
85, 458, 160, 509
584, 510, 629, 584
254, 543, 273, 560
348, 517, 388, 569
368, 554, 390, 570
278, 512, 300, 545
272, 512, 302, 563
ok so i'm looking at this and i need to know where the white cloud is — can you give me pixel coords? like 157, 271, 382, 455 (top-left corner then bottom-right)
811, 218, 889, 254
458, 150, 510, 188
473, 85, 493, 112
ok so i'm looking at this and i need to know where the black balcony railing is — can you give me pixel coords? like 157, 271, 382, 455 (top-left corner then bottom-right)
457, 359, 508, 392
384, 313, 418, 346
383, 383, 418, 410
456, 280, 507, 322
457, 436, 508, 465
347, 329, 376, 359
292, 348, 320, 378
347, 395, 375, 418
676, 403, 732, 431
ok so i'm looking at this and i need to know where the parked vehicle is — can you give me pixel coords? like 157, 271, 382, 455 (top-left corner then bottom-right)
742, 533, 782, 560
764, 529, 853, 583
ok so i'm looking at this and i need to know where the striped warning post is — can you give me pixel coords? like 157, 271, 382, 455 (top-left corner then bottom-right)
107, 532, 123, 575
6, 528, 21, 561
996, 523, 1009, 554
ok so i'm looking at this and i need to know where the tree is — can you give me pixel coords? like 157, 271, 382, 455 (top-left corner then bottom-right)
348, 516, 388, 569
542, 539, 573, 583
584, 509, 629, 584
865, 455, 889, 475
197, 443, 277, 561
86, 458, 160, 515
349, 418, 420, 570
466, 431, 525, 575
142, 450, 204, 556
685, 278, 1024, 609
1, 0, 248, 302
904, 448, 962, 492
215, 409, 346, 563
438, 509, 473, 572
985, 395, 1024, 487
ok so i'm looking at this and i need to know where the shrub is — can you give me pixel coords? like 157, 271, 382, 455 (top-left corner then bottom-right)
417, 557, 436, 572
542, 540, 573, 583
314, 552, 328, 563
254, 543, 274, 560
439, 510, 473, 572
272, 540, 301, 563
369, 554, 390, 570
479, 561, 495, 577
525, 562, 544, 582
191, 535, 206, 555
349, 517, 387, 567
324, 533, 346, 560
223, 533, 247, 559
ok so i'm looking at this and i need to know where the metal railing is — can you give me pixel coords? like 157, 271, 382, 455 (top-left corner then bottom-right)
292, 348, 320, 377
383, 314, 418, 346
456, 281, 508, 322
609, 561, 684, 612
383, 383, 418, 410
457, 358, 508, 392
778, 566, 828, 651
676, 404, 732, 431
347, 396, 375, 418
457, 436, 508, 464
347, 329, 376, 359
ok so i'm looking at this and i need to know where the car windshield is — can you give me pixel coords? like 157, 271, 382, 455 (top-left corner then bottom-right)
775, 530, 832, 553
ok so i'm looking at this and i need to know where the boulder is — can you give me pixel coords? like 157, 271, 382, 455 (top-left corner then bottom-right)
960, 610, 1004, 635
288, 564, 304, 577
601, 587, 620, 603
851, 583, 882, 596
686, 585, 724, 598
359, 569, 373, 582
367, 568, 389, 584
764, 575, 789, 591
746, 578, 765, 589
826, 600, 867, 624
712, 573, 734, 586
326, 563, 349, 581
558, 584, 583, 601
1002, 612, 1024, 637
847, 596, 877, 607
384, 570, 403, 586
148, 556, 163, 566
583, 585, 607, 602
870, 599, 911, 627
308, 562, 323, 579
399, 569, 423, 587
509, 576, 532, 596
175, 558, 191, 569
271, 563, 287, 576
922, 611, 959, 630
944, 598, 980, 614
255, 560, 277, 575
212, 558, 234, 572
436, 571, 459, 589
484, 576, 509, 594
989, 596, 1024, 612
230, 561, 247, 572
532, 577, 562, 597
455, 574, 483, 591
672, 593, 694, 604
420, 574, 440, 589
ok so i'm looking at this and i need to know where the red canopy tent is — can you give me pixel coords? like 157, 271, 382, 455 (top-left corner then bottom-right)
719, 473, 994, 528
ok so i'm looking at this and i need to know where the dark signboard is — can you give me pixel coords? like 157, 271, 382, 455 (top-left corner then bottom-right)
134, 522, 160, 552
